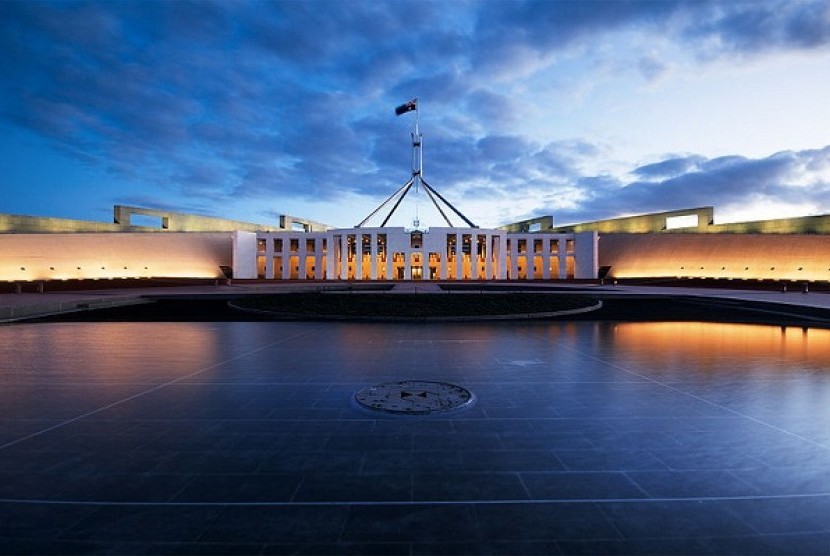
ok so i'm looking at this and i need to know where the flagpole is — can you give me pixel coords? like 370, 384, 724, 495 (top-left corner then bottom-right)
356, 99, 476, 229
412, 100, 422, 194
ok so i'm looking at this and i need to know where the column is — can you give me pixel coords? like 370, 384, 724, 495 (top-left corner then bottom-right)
542, 237, 551, 280
298, 238, 307, 280
455, 233, 463, 280
471, 235, 479, 280
264, 234, 274, 279
498, 235, 507, 279
510, 239, 519, 280
281, 238, 290, 279
370, 233, 377, 280
341, 236, 350, 280
316, 238, 325, 280
326, 234, 336, 280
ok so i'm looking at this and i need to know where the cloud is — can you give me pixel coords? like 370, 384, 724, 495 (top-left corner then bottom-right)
1, 1, 828, 227
683, 0, 830, 58
548, 147, 830, 225
633, 155, 706, 179
637, 53, 669, 82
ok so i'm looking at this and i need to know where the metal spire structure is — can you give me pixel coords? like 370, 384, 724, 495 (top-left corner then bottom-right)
356, 100, 477, 228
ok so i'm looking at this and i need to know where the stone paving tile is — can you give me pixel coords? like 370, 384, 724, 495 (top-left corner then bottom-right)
60, 506, 221, 543
411, 472, 530, 501
339, 504, 479, 543
361, 449, 466, 474
1, 319, 829, 554
554, 448, 669, 472
556, 538, 715, 555
199, 506, 348, 544
600, 501, 758, 539
412, 540, 563, 555
258, 449, 365, 474
460, 449, 568, 473
701, 532, 830, 556
263, 541, 410, 555
172, 473, 302, 502
474, 502, 621, 541
292, 472, 411, 502
521, 471, 648, 500
721, 496, 830, 535
626, 469, 762, 498
0, 502, 98, 539
728, 466, 830, 496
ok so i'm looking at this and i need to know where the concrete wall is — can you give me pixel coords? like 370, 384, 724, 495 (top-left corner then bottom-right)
600, 233, 830, 282
232, 232, 258, 279
551, 207, 715, 234
0, 205, 286, 234
112, 205, 279, 232
0, 233, 233, 281
703, 215, 830, 234
0, 213, 131, 233
545, 208, 830, 235
574, 232, 599, 279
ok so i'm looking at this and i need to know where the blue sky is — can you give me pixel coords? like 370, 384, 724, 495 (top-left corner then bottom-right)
2, 0, 829, 229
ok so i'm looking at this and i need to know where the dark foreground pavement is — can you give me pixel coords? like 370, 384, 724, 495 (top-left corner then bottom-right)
1, 316, 828, 554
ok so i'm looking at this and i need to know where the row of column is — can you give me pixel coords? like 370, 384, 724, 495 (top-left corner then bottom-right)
255, 231, 586, 280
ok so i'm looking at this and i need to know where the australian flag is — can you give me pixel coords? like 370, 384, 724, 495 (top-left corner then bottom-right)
395, 99, 418, 116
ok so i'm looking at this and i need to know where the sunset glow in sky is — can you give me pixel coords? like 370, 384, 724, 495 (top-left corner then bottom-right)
2, 0, 829, 228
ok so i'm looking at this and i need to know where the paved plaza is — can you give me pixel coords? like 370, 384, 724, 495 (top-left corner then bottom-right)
1, 310, 829, 554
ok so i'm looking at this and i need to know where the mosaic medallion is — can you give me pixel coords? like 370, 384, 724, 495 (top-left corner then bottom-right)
355, 380, 474, 415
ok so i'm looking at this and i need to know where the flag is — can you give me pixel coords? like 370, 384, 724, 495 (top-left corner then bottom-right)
395, 99, 418, 116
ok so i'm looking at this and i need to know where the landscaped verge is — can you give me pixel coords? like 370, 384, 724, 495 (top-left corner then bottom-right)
229, 292, 602, 321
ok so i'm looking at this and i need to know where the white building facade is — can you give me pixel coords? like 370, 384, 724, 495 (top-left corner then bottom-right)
233, 228, 598, 281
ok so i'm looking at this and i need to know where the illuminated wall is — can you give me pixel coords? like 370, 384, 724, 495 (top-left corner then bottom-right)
0, 233, 232, 281
600, 233, 830, 281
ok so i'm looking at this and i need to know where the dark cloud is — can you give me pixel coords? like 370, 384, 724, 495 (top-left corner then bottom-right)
463, 89, 518, 128
471, 0, 684, 75
633, 155, 706, 179
549, 147, 830, 225
1, 1, 828, 226
684, 0, 830, 57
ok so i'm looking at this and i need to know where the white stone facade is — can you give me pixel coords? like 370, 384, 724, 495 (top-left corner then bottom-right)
235, 227, 598, 281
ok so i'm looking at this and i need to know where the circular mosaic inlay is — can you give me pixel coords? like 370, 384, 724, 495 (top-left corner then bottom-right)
355, 380, 475, 415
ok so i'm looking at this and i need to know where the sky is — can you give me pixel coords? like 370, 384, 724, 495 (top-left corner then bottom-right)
1, 0, 829, 229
